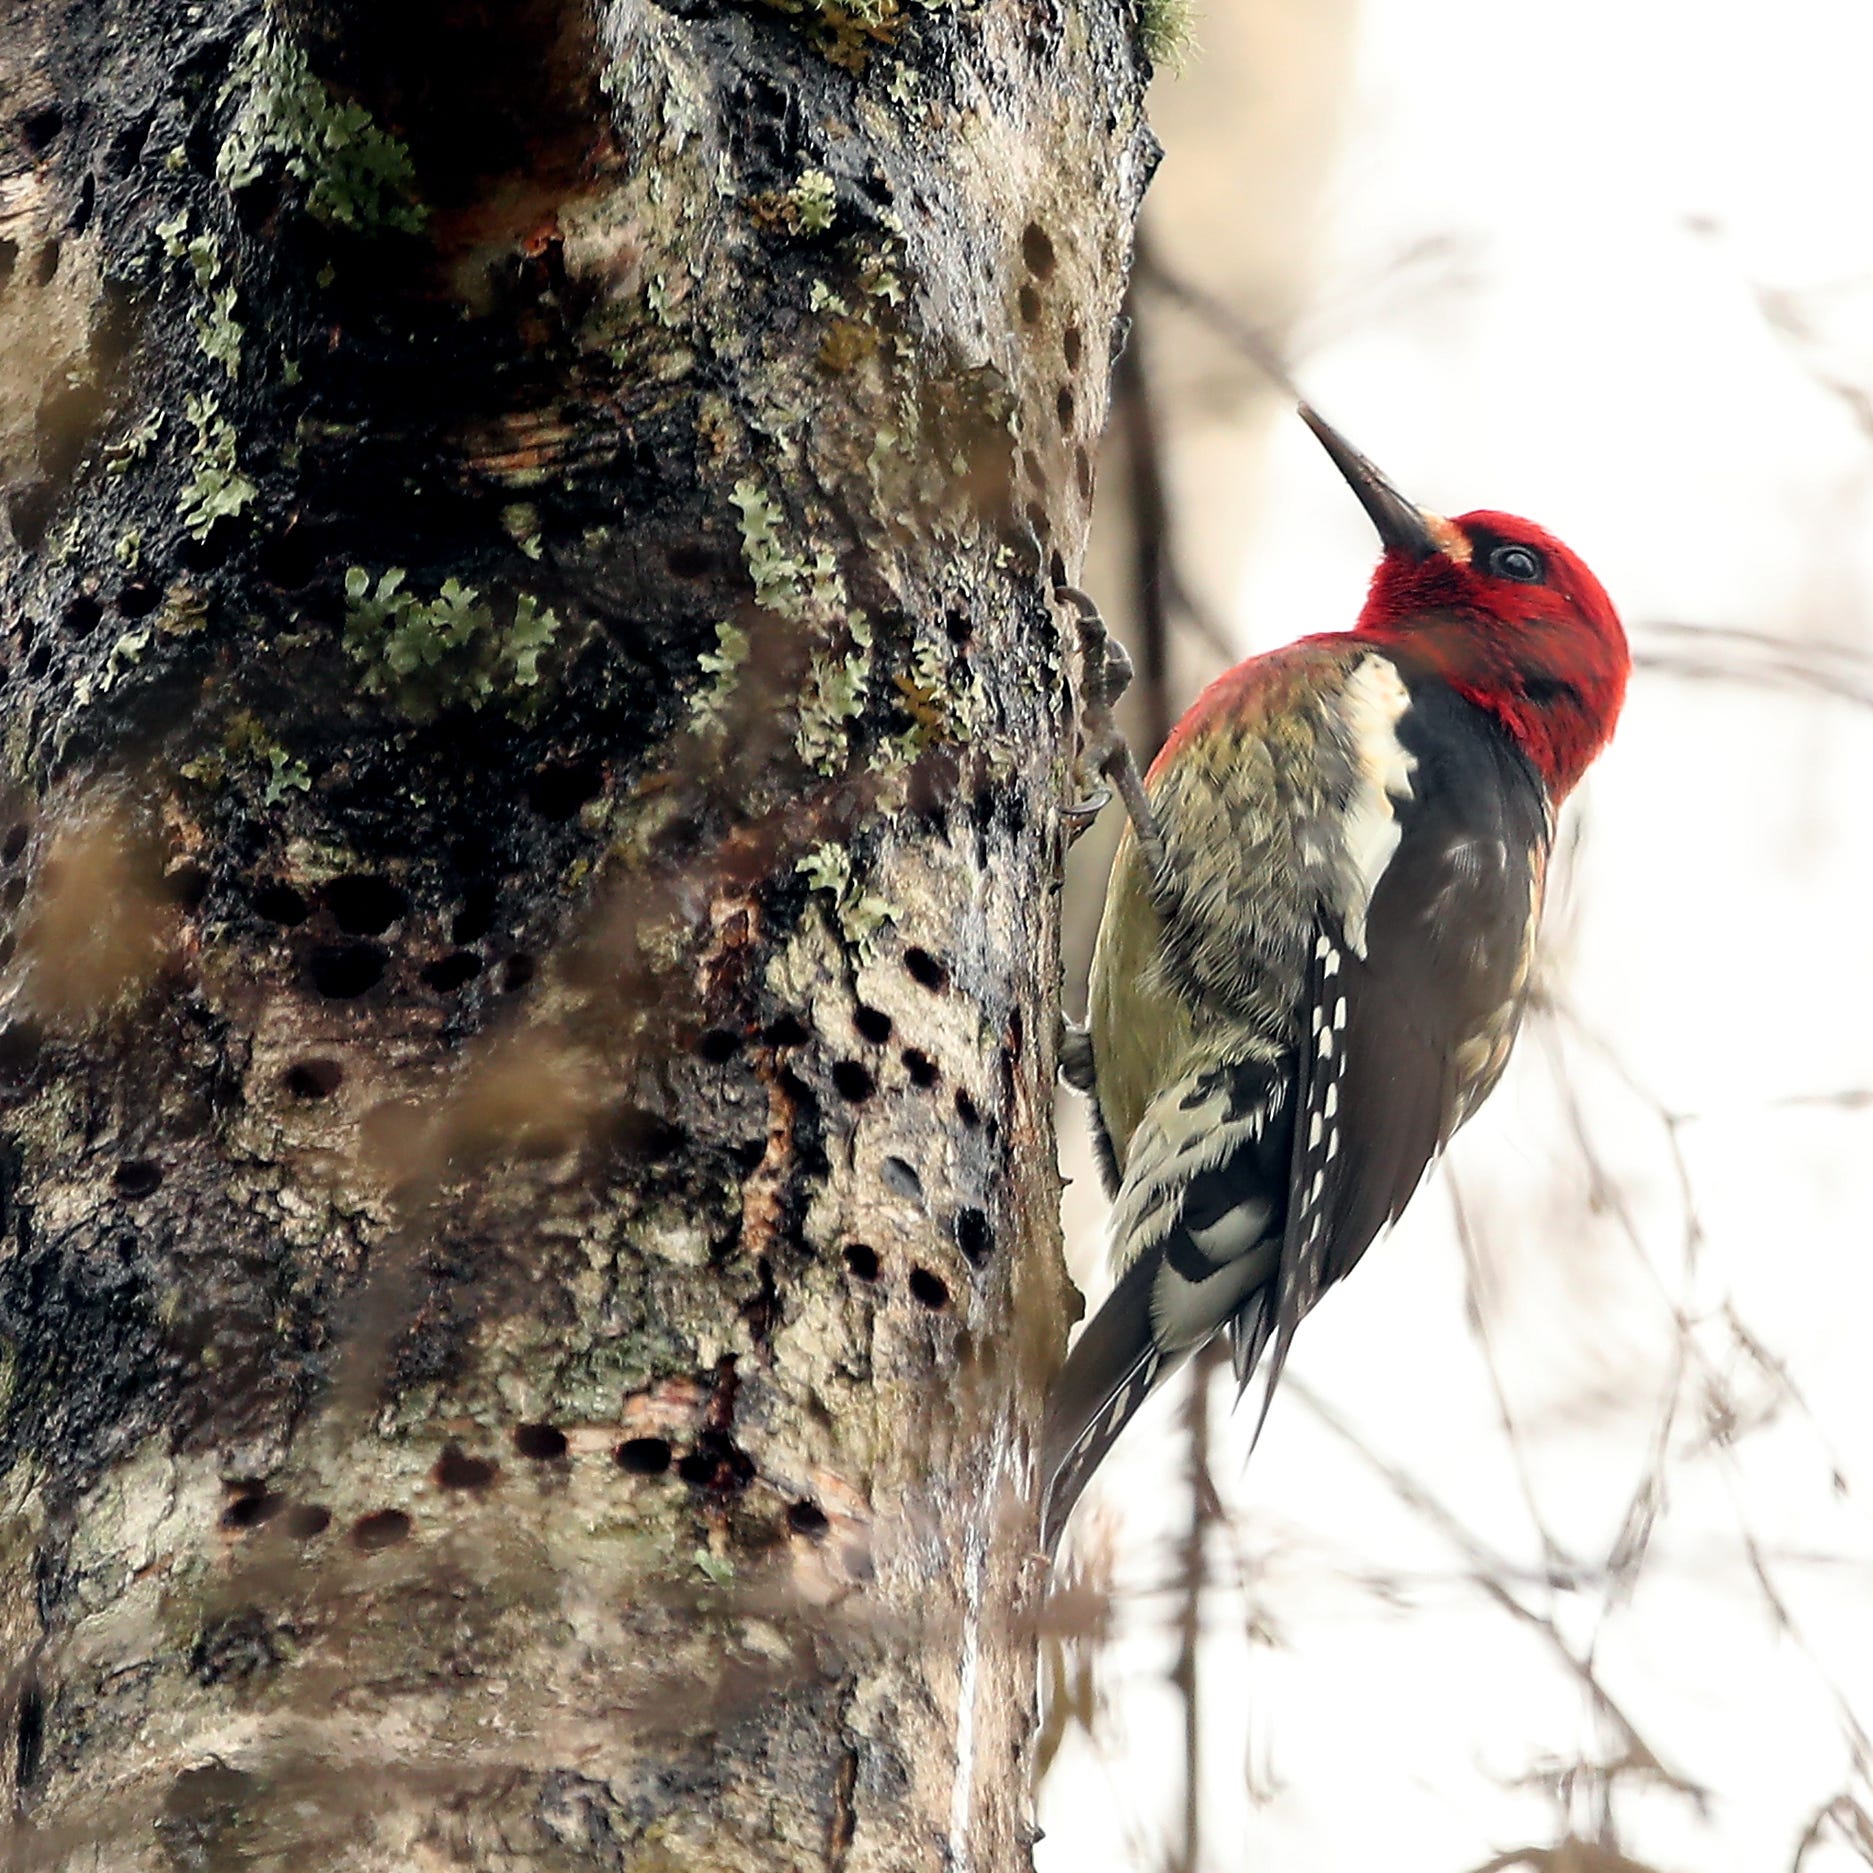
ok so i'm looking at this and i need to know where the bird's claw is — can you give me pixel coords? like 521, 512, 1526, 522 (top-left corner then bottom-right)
1052, 584, 1176, 892
1062, 783, 1112, 838
1057, 586, 1137, 845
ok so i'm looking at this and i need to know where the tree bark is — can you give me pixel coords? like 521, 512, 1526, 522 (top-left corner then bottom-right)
0, 0, 1151, 1866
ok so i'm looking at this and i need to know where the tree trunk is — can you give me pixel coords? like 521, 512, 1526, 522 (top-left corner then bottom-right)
0, 0, 1150, 1865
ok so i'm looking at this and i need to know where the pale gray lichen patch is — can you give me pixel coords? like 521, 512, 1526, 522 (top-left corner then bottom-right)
797, 843, 897, 962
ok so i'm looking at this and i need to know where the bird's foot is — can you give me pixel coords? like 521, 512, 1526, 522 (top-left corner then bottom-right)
1057, 1013, 1097, 1094
1054, 586, 1175, 889
1057, 586, 1136, 838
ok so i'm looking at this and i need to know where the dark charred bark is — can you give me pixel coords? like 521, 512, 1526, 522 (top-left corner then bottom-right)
0, 0, 1151, 1865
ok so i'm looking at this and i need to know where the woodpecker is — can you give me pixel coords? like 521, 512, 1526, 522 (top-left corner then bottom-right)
1042, 406, 1629, 1552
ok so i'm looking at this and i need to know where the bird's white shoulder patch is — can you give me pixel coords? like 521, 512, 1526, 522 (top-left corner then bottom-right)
1332, 653, 1417, 954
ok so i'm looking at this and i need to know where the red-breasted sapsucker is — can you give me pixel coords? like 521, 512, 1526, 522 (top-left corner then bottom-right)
1042, 407, 1629, 1551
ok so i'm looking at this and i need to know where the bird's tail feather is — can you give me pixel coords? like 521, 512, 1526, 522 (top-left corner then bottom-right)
1039, 1248, 1178, 1554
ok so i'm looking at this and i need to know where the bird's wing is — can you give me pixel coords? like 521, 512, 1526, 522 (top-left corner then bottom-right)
1253, 671, 1552, 1405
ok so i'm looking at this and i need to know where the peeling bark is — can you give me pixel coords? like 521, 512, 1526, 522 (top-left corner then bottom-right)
0, 0, 1151, 1865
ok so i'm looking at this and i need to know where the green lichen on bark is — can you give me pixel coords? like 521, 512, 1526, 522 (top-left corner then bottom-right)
689, 620, 752, 732
342, 567, 564, 720
178, 394, 257, 540
155, 216, 244, 379
217, 17, 428, 235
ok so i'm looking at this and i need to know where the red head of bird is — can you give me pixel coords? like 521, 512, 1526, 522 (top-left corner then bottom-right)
1300, 405, 1629, 801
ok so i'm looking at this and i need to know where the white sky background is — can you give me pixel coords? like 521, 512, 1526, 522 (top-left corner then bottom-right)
1037, 1, 1873, 1868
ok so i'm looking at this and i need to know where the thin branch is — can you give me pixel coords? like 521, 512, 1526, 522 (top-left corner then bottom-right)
1287, 1378, 1704, 1814
1113, 298, 1176, 755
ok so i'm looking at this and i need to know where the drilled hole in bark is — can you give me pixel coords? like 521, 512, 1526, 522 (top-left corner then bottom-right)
324, 874, 406, 936
1049, 549, 1068, 590
2, 825, 27, 864
665, 540, 713, 578
113, 1159, 162, 1199
764, 1012, 810, 1047
25, 643, 50, 681
21, 104, 63, 154
1018, 283, 1042, 325
167, 861, 210, 908
955, 1206, 993, 1264
696, 1027, 741, 1063
434, 1445, 499, 1491
843, 1243, 880, 1281
14, 1680, 43, 1792
351, 1508, 412, 1551
221, 1485, 281, 1529
902, 1048, 938, 1087
308, 943, 385, 999
116, 579, 160, 618
283, 1058, 342, 1101
1056, 384, 1075, 431
903, 948, 948, 991
513, 1422, 568, 1460
527, 759, 602, 820
1064, 324, 1084, 371
252, 880, 308, 925
882, 1156, 924, 1203
954, 1087, 982, 1127
179, 521, 236, 574
676, 1432, 755, 1494
1022, 222, 1057, 278
501, 953, 535, 992
787, 1499, 830, 1537
0, 1021, 44, 1087
831, 1060, 875, 1102
69, 170, 95, 232
283, 1503, 331, 1540
105, 105, 154, 175
1076, 445, 1094, 500
1020, 447, 1046, 489
61, 593, 100, 637
256, 520, 317, 589
615, 1437, 672, 1475
89, 281, 135, 380
608, 1103, 685, 1161
30, 241, 58, 287
1025, 500, 1049, 537
0, 240, 15, 291
909, 1267, 950, 1309
1, 876, 24, 912
421, 951, 481, 993
451, 883, 499, 943
853, 1004, 892, 1044
0, 935, 13, 970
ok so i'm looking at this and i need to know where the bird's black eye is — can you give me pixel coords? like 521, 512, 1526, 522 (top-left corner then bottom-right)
1488, 542, 1545, 583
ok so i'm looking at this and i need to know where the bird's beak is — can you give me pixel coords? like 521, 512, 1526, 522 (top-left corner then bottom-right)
1299, 404, 1443, 561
